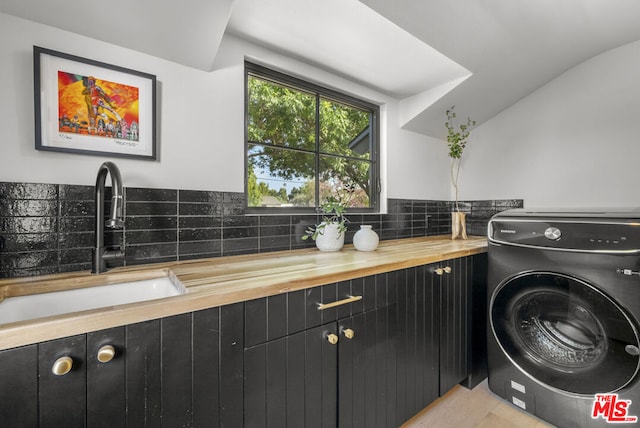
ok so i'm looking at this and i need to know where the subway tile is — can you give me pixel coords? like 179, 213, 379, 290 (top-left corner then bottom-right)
379, 229, 398, 240
258, 215, 291, 226
58, 262, 92, 274
126, 201, 177, 216
179, 240, 222, 257
125, 243, 177, 264
126, 216, 178, 231
259, 224, 291, 237
259, 235, 291, 251
222, 192, 246, 216
0, 200, 58, 217
59, 248, 92, 266
59, 185, 93, 200
0, 217, 57, 234
59, 217, 93, 233
412, 226, 427, 237
179, 202, 221, 216
0, 266, 59, 278
223, 215, 259, 228
470, 200, 494, 210
179, 189, 223, 204
179, 228, 222, 241
178, 216, 222, 229
1, 233, 58, 252
224, 226, 259, 239
223, 237, 258, 255
58, 232, 94, 249
126, 230, 178, 245
0, 182, 57, 200
126, 187, 177, 202
0, 251, 59, 271
60, 200, 93, 217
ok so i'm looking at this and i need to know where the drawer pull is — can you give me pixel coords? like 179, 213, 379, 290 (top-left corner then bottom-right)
435, 266, 452, 276
326, 333, 339, 345
52, 356, 73, 376
342, 328, 355, 339
317, 295, 362, 311
97, 345, 116, 363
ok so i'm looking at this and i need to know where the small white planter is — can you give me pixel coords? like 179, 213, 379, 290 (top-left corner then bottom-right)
314, 222, 345, 252
353, 225, 379, 251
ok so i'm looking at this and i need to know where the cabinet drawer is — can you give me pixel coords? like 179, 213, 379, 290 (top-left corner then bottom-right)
245, 272, 397, 348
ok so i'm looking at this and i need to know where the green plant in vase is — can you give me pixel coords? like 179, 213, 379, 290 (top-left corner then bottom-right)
302, 190, 353, 251
445, 106, 475, 239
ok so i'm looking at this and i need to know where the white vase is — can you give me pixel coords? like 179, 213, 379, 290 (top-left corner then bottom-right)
353, 225, 379, 251
314, 222, 345, 251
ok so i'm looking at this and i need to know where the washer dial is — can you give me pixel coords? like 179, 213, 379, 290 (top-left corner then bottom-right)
544, 227, 562, 240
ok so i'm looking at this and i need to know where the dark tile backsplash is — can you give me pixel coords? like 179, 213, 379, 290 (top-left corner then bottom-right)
0, 181, 523, 278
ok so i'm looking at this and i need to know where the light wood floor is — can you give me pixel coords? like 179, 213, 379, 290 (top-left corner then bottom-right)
402, 380, 555, 428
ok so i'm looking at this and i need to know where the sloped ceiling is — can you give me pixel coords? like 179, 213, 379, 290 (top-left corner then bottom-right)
0, 0, 234, 72
4, 0, 640, 138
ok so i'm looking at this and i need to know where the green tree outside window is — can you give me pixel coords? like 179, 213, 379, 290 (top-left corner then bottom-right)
245, 63, 379, 211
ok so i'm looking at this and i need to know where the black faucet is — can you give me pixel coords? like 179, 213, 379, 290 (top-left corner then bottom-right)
92, 161, 125, 274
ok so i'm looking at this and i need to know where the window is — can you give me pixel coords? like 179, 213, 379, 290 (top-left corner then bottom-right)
245, 62, 379, 213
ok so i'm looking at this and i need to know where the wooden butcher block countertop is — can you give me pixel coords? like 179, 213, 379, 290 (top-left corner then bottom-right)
0, 235, 487, 350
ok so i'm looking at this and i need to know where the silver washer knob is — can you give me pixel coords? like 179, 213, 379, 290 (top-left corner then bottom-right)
544, 227, 562, 240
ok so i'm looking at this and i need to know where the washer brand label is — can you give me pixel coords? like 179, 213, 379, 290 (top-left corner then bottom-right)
592, 393, 638, 423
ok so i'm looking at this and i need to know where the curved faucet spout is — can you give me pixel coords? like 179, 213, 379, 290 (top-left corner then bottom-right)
92, 161, 125, 274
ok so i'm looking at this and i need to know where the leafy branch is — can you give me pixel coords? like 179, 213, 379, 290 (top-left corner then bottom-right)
445, 106, 475, 211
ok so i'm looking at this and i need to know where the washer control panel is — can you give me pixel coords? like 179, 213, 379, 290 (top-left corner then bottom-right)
489, 218, 640, 253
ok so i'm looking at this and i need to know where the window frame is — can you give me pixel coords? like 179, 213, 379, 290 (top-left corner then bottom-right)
244, 61, 380, 214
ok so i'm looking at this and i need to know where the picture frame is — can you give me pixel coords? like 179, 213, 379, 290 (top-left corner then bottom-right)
34, 46, 157, 160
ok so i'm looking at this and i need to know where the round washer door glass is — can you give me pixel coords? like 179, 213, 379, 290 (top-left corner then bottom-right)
491, 272, 640, 395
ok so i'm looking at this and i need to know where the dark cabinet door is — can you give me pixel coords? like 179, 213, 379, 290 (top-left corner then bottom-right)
438, 256, 472, 395
0, 344, 38, 428
395, 265, 439, 425
0, 303, 244, 428
39, 334, 87, 428
337, 304, 397, 428
244, 323, 339, 428
244, 272, 399, 428
87, 327, 126, 428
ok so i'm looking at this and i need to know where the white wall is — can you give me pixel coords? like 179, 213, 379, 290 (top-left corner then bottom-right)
461, 39, 640, 208
0, 12, 450, 202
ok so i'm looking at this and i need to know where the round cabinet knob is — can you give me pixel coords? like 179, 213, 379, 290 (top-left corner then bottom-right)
326, 333, 339, 345
52, 356, 73, 376
443, 266, 452, 274
97, 345, 116, 363
342, 328, 355, 340
435, 268, 444, 276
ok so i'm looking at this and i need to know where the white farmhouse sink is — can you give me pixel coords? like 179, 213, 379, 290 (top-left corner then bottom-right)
0, 274, 185, 324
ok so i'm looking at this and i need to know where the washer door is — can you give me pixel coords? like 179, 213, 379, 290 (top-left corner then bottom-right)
491, 272, 640, 395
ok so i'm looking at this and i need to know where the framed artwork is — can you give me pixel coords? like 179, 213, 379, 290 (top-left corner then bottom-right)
34, 46, 157, 160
